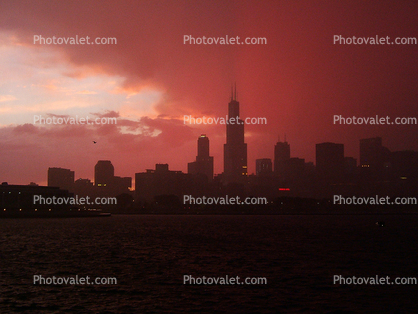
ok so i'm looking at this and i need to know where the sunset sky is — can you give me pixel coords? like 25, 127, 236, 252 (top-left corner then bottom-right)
0, 0, 417, 186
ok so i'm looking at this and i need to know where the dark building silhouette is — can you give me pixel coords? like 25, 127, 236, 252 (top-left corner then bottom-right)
188, 134, 214, 182
284, 158, 305, 180
73, 178, 94, 198
316, 142, 344, 184
274, 139, 290, 178
391, 151, 418, 180
94, 160, 114, 187
47, 167, 74, 192
0, 182, 113, 216
344, 157, 357, 183
223, 86, 247, 184
74, 178, 93, 189
136, 164, 199, 202
282, 157, 306, 195
390, 150, 418, 196
256, 158, 273, 176
359, 137, 391, 182
1, 183, 71, 212
94, 160, 131, 196
359, 137, 383, 169
113, 176, 132, 194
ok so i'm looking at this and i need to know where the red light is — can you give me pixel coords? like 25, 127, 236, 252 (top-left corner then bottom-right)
279, 188, 290, 191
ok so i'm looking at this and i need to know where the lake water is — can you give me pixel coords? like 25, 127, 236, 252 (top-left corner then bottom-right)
1, 214, 417, 313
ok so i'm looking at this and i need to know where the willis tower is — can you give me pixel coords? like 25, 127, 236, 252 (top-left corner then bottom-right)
224, 85, 247, 184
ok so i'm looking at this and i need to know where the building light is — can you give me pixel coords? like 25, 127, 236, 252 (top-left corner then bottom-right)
401, 177, 407, 180
279, 188, 290, 191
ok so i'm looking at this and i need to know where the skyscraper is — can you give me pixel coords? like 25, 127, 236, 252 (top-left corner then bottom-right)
360, 137, 382, 168
223, 86, 247, 184
94, 160, 114, 187
188, 134, 214, 181
316, 142, 344, 184
94, 160, 131, 196
274, 138, 290, 177
359, 137, 391, 182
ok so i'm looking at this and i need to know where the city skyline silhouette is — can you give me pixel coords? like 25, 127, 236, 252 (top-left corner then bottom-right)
0, 1, 417, 186
5, 91, 412, 204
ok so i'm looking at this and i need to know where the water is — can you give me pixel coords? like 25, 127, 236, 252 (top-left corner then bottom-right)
1, 215, 417, 313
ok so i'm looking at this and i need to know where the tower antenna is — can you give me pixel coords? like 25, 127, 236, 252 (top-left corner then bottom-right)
234, 82, 237, 100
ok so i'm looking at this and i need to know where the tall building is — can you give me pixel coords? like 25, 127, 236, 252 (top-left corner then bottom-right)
223, 86, 247, 184
344, 157, 357, 183
274, 139, 290, 177
284, 157, 305, 180
360, 137, 383, 169
94, 160, 114, 187
188, 134, 214, 181
316, 142, 344, 184
391, 150, 418, 196
94, 160, 131, 196
256, 159, 272, 176
47, 167, 74, 192
359, 137, 391, 181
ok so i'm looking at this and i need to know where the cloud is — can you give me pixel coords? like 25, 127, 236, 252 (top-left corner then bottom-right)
77, 90, 97, 95
0, 95, 17, 102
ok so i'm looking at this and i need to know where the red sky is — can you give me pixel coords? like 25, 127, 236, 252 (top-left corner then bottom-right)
0, 0, 417, 185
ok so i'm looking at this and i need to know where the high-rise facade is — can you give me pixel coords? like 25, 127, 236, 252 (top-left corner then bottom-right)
223, 87, 247, 184
47, 167, 75, 192
316, 142, 344, 184
359, 137, 386, 171
188, 134, 214, 181
94, 160, 114, 187
94, 160, 131, 196
274, 140, 290, 177
359, 137, 391, 182
256, 158, 272, 176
